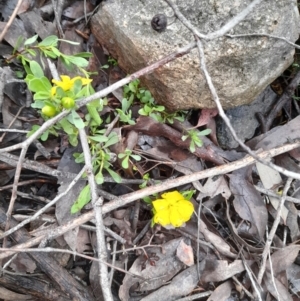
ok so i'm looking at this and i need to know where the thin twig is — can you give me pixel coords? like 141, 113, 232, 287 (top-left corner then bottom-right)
0, 247, 144, 280
254, 185, 300, 204
257, 177, 293, 284
0, 0, 23, 42
51, 0, 64, 38
79, 128, 113, 301
226, 33, 300, 50
0, 106, 25, 143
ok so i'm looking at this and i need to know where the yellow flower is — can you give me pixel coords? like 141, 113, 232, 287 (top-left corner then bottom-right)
50, 86, 57, 96
152, 191, 194, 228
52, 75, 92, 91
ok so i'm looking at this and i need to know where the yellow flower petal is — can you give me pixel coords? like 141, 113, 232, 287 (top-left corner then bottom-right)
154, 208, 170, 226
152, 199, 170, 211
52, 75, 73, 91
169, 207, 185, 227
174, 200, 194, 221
50, 86, 57, 96
162, 191, 185, 202
52, 75, 92, 91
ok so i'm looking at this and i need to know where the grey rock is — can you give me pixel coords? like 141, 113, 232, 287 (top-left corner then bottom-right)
91, 0, 299, 110
216, 86, 277, 149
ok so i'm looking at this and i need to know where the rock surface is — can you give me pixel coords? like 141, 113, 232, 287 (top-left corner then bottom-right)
91, 0, 299, 110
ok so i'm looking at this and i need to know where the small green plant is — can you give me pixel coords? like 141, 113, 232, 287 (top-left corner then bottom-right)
139, 173, 150, 189
115, 96, 135, 125
8, 35, 92, 75
101, 56, 118, 69
118, 149, 141, 169
121, 79, 187, 124
181, 128, 211, 153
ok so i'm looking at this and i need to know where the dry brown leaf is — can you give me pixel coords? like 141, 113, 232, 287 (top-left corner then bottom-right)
198, 176, 231, 201
268, 245, 300, 276
200, 259, 251, 283
119, 238, 184, 301
199, 219, 237, 258
139, 264, 200, 301
264, 271, 293, 301
176, 239, 194, 266
207, 281, 234, 301
229, 169, 268, 240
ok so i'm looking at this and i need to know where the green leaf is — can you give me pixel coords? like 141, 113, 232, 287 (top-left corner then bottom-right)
72, 79, 82, 95
66, 56, 89, 67
198, 129, 212, 136
105, 167, 121, 183
41, 130, 49, 141
86, 104, 102, 125
29, 61, 44, 78
28, 78, 51, 93
128, 82, 137, 93
121, 157, 129, 169
24, 35, 38, 46
89, 135, 108, 143
194, 139, 203, 148
33, 91, 51, 100
43, 49, 58, 59
58, 38, 80, 45
50, 46, 61, 57
131, 154, 141, 161
24, 65, 33, 76
69, 134, 78, 146
103, 132, 119, 148
71, 184, 90, 214
31, 100, 45, 108
118, 153, 126, 159
68, 110, 85, 129
27, 124, 40, 137
59, 118, 74, 135
26, 49, 37, 57
13, 36, 24, 54
95, 172, 104, 184
74, 52, 93, 58
189, 141, 196, 153
38, 35, 58, 47
181, 135, 188, 141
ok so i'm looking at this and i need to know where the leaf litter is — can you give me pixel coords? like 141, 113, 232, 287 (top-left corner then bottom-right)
0, 1, 300, 301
